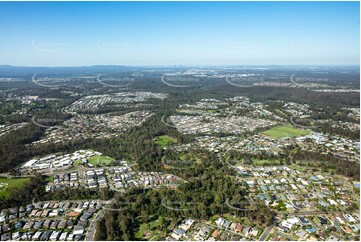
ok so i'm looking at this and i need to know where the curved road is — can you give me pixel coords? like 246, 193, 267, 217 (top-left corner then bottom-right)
290, 116, 319, 129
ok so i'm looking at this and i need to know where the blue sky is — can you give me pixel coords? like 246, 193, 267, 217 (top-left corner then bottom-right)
0, 1, 359, 66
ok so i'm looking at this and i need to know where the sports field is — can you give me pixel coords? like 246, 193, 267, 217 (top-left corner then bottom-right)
252, 159, 281, 166
0, 177, 30, 198
262, 125, 311, 139
88, 155, 114, 166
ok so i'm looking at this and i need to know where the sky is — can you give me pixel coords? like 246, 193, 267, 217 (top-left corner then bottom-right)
0, 1, 359, 66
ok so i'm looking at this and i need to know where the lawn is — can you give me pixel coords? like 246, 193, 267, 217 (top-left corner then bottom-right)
45, 175, 54, 183
0, 177, 31, 198
73, 159, 83, 166
88, 155, 114, 167
252, 159, 281, 166
175, 109, 198, 114
272, 201, 287, 211
223, 214, 242, 223
262, 125, 311, 139
179, 153, 203, 165
135, 217, 169, 240
155, 135, 177, 147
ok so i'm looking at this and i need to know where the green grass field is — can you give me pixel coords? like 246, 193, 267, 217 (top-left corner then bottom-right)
155, 135, 177, 147
0, 177, 31, 198
274, 109, 288, 118
175, 109, 199, 114
88, 155, 114, 167
179, 153, 202, 164
45, 175, 54, 183
262, 125, 311, 139
223, 214, 242, 223
73, 159, 83, 166
135, 217, 169, 240
252, 159, 281, 166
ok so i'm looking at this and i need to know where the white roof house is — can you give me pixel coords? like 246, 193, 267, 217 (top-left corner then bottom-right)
23, 159, 38, 168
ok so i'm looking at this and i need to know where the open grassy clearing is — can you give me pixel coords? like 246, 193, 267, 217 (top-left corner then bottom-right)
262, 125, 311, 139
0, 177, 31, 198
45, 175, 54, 183
175, 109, 200, 114
155, 135, 177, 147
227, 158, 279, 167
135, 216, 170, 240
223, 214, 242, 223
252, 159, 281, 166
88, 155, 114, 167
73, 159, 83, 166
179, 153, 203, 166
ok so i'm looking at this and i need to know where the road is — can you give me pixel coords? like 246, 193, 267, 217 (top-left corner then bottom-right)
282, 209, 358, 217
85, 210, 103, 241
290, 115, 318, 129
290, 73, 305, 88
290, 74, 297, 86
149, 234, 158, 241
259, 224, 275, 241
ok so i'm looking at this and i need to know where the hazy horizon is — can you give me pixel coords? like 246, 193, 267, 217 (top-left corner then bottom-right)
1, 64, 360, 68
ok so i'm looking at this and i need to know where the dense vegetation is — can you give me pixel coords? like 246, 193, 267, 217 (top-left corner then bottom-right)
94, 171, 275, 240
0, 124, 43, 172
292, 150, 360, 179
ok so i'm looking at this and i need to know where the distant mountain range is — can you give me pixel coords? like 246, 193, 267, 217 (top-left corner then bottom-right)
0, 65, 140, 75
